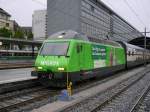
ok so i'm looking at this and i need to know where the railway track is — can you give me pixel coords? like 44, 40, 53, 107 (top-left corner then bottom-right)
0, 75, 123, 112
0, 79, 39, 94
0, 68, 136, 112
0, 86, 59, 112
0, 78, 60, 112
1, 66, 150, 112
130, 82, 150, 112
91, 71, 150, 112
61, 66, 150, 112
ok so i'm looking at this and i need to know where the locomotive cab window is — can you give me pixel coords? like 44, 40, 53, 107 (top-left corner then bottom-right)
40, 42, 69, 56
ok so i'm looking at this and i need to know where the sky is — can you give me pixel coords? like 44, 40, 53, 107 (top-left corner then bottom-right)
0, 0, 150, 33
102, 0, 150, 33
0, 0, 46, 26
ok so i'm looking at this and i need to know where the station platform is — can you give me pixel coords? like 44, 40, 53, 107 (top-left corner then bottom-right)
32, 66, 147, 112
0, 60, 34, 70
0, 68, 36, 84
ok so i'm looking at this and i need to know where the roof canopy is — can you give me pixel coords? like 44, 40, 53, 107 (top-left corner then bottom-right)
0, 8, 11, 17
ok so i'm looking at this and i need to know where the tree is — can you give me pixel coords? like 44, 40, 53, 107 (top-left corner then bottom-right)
27, 32, 33, 40
0, 27, 12, 38
13, 29, 24, 39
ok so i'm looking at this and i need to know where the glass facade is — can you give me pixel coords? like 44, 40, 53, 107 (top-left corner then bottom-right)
112, 15, 142, 41
80, 0, 142, 41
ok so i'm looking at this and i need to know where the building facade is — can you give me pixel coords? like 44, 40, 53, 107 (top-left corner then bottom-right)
32, 10, 47, 41
47, 0, 142, 42
0, 8, 19, 32
0, 8, 11, 30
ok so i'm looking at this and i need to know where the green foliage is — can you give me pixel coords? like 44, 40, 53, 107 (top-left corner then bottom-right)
13, 29, 24, 39
0, 27, 12, 38
27, 32, 33, 40
0, 27, 33, 40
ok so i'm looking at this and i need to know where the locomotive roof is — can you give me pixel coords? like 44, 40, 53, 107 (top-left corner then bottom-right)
47, 30, 122, 47
88, 37, 122, 47
47, 30, 89, 41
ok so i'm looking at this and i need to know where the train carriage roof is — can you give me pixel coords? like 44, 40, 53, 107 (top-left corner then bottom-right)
123, 42, 144, 50
120, 41, 146, 53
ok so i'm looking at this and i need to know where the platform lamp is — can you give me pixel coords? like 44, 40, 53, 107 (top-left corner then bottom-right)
144, 27, 147, 67
0, 41, 2, 50
0, 41, 2, 46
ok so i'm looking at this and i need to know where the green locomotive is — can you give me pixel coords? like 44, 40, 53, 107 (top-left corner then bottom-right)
31, 30, 126, 87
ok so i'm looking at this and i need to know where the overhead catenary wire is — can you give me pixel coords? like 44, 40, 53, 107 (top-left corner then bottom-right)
132, 0, 150, 32
32, 0, 46, 7
34, 0, 148, 28
96, 31, 150, 37
123, 0, 146, 27
135, 0, 149, 17
32, 0, 149, 37
32, 0, 146, 28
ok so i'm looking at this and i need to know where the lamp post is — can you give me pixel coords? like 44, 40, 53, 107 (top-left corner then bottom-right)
144, 27, 147, 66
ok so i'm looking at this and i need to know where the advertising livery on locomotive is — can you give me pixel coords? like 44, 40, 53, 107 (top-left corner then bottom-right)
31, 30, 150, 87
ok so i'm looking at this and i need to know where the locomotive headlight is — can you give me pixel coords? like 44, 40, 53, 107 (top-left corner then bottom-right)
58, 35, 63, 38
58, 67, 64, 71
38, 66, 43, 70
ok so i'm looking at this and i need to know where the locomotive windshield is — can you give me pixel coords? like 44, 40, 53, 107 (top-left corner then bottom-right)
40, 42, 69, 56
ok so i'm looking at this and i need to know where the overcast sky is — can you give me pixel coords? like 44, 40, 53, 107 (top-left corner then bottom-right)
0, 0, 150, 33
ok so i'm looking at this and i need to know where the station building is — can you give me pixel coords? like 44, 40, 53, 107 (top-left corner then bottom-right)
0, 8, 19, 32
47, 0, 143, 42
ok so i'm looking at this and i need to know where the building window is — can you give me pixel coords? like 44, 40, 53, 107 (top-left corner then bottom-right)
6, 23, 9, 27
91, 5, 94, 12
82, 1, 91, 9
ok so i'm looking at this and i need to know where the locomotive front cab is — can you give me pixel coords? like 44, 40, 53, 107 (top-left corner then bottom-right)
34, 40, 71, 79
31, 30, 90, 87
